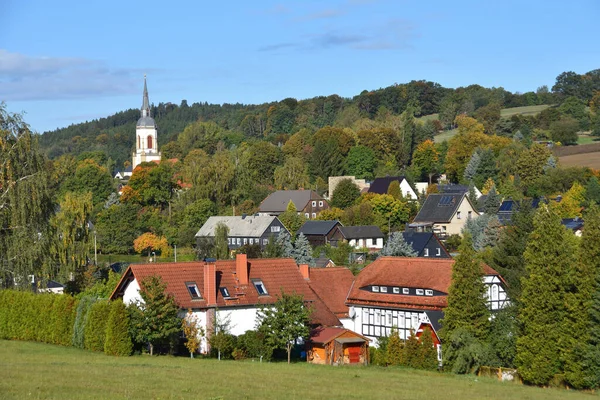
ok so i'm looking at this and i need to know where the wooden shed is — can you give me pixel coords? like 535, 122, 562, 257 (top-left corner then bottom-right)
307, 327, 370, 366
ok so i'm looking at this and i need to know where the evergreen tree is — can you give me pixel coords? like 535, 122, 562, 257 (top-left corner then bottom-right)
386, 327, 403, 366
516, 206, 578, 385
585, 176, 600, 205
84, 300, 110, 352
214, 222, 230, 260
419, 326, 439, 370
128, 275, 180, 356
386, 180, 401, 200
467, 183, 478, 206
403, 329, 421, 368
440, 233, 490, 344
331, 178, 360, 209
482, 185, 501, 214
263, 234, 282, 258
292, 233, 314, 266
380, 232, 417, 257
481, 216, 502, 249
104, 300, 133, 356
463, 149, 481, 183
276, 231, 294, 258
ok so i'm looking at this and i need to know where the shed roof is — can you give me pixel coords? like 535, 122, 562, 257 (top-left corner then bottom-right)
309, 326, 369, 344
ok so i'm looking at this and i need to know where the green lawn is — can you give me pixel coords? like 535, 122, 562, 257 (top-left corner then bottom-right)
578, 134, 599, 145
0, 341, 594, 400
500, 105, 551, 118
434, 128, 458, 143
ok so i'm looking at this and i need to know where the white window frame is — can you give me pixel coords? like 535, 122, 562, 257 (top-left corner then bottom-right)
436, 247, 441, 256
186, 282, 202, 299
393, 287, 400, 294
263, 238, 269, 245
243, 238, 248, 245
252, 279, 268, 296
249, 238, 254, 245
468, 211, 472, 218
304, 213, 309, 218
372, 286, 380, 293
457, 211, 461, 219
402, 288, 409, 294
425, 289, 433, 296
416, 289, 424, 296
319, 201, 323, 207
312, 201, 316, 207
236, 238, 241, 245
380, 286, 388, 293
271, 225, 281, 233
424, 248, 429, 257
311, 212, 316, 219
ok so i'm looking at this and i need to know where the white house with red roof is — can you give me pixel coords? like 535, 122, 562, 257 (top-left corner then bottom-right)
110, 254, 340, 353
344, 257, 508, 347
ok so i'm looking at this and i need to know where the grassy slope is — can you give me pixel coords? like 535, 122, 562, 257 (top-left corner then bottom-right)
0, 341, 593, 400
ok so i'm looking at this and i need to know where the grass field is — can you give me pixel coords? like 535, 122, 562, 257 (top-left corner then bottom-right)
559, 152, 600, 169
578, 134, 600, 145
500, 105, 551, 118
0, 341, 594, 400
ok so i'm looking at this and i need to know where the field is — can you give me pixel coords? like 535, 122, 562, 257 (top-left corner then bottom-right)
559, 152, 600, 169
0, 341, 594, 400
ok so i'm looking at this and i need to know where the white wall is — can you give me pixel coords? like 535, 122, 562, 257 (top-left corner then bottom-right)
435, 197, 479, 236
399, 179, 417, 200
123, 279, 142, 305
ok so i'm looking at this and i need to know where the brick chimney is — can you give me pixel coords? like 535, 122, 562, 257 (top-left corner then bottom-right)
236, 253, 248, 286
204, 261, 217, 306
299, 264, 310, 280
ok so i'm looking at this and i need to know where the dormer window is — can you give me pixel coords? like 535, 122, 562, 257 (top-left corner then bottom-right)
424, 248, 429, 257
220, 287, 230, 298
402, 288, 409, 295
436, 248, 441, 256
372, 286, 380, 292
380, 286, 388, 293
393, 287, 400, 294
186, 282, 202, 299
416, 289, 424, 296
252, 280, 268, 296
425, 289, 433, 296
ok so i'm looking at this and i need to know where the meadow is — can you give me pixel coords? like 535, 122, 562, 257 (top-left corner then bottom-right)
0, 340, 595, 400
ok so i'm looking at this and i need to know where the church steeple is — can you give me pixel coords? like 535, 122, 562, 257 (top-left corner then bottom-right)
141, 74, 150, 118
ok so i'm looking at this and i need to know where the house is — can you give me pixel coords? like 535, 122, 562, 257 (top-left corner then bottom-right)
314, 255, 336, 268
307, 267, 356, 324
307, 327, 370, 365
497, 198, 546, 225
39, 280, 65, 295
344, 257, 508, 346
110, 254, 341, 354
562, 217, 584, 236
114, 165, 133, 180
338, 226, 385, 252
297, 220, 344, 247
259, 190, 329, 219
437, 184, 482, 199
328, 176, 369, 198
411, 194, 480, 237
195, 215, 288, 251
402, 231, 451, 258
367, 176, 417, 200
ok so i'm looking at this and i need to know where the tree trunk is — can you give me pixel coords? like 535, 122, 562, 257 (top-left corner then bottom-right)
287, 344, 291, 364
149, 343, 154, 356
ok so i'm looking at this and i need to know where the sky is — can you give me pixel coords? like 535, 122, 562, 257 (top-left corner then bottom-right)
1, 0, 599, 133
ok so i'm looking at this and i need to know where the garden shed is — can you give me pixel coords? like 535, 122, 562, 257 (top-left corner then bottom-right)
307, 327, 369, 366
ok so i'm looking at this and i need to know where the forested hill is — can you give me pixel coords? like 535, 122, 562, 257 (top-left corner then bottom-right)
38, 69, 600, 168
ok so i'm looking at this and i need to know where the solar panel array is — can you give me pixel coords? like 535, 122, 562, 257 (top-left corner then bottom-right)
438, 196, 454, 206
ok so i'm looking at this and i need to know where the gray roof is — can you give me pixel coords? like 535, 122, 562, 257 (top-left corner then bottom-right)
259, 190, 320, 213
137, 116, 156, 127
339, 225, 384, 239
413, 194, 465, 223
437, 184, 470, 194
367, 176, 407, 194
195, 215, 284, 238
298, 220, 341, 236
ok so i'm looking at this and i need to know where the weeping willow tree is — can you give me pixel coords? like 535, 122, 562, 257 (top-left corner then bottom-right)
0, 104, 53, 289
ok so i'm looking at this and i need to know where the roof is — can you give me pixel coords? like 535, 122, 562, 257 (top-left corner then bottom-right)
309, 326, 369, 344
111, 258, 340, 327
339, 225, 384, 239
137, 116, 156, 128
367, 176, 407, 194
402, 231, 434, 254
346, 257, 501, 311
195, 215, 283, 238
47, 280, 64, 289
437, 184, 470, 194
413, 194, 467, 223
259, 190, 322, 213
562, 217, 584, 231
298, 220, 341, 236
309, 267, 355, 318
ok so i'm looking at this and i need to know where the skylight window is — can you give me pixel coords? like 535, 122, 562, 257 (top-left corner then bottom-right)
402, 288, 409, 294
252, 280, 268, 296
416, 289, 424, 295
393, 287, 400, 294
372, 286, 380, 292
438, 196, 454, 206
380, 286, 388, 293
425, 289, 433, 296
186, 282, 202, 299
219, 287, 230, 298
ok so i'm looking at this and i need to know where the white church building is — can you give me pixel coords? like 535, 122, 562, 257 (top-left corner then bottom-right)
132, 75, 162, 170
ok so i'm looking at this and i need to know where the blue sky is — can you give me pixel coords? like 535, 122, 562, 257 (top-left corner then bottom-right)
1, 0, 599, 133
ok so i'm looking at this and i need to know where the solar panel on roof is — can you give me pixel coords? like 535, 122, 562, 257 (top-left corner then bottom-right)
438, 196, 453, 206
498, 201, 513, 212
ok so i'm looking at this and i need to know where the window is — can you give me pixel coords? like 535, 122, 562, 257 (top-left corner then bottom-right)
271, 226, 281, 233
425, 289, 433, 296
387, 313, 392, 325
263, 238, 269, 245
312, 201, 316, 207
305, 213, 309, 218
228, 238, 231, 245
236, 238, 241, 245
219, 287, 230, 298
468, 211, 472, 218
249, 238, 254, 245
363, 309, 369, 320
243, 238, 248, 245
393, 287, 400, 294
402, 288, 409, 294
186, 282, 201, 299
457, 211, 462, 219
380, 286, 388, 293
372, 286, 380, 293
416, 289, 424, 295
375, 311, 380, 324
147, 135, 153, 149
252, 280, 268, 296
311, 213, 316, 219
441, 226, 447, 232
424, 248, 429, 257
319, 201, 323, 207
436, 247, 441, 256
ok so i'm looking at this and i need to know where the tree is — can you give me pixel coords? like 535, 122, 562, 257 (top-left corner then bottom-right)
276, 231, 295, 258
386, 180, 401, 200
440, 233, 490, 346
256, 291, 311, 363
419, 326, 439, 370
128, 275, 181, 356
278, 200, 305, 235
181, 309, 204, 358
463, 149, 481, 183
292, 233, 314, 266
310, 138, 345, 181
411, 139, 439, 183
273, 157, 310, 190
585, 176, 600, 205
346, 145, 377, 180
380, 232, 417, 257
61, 159, 114, 207
516, 206, 578, 385
331, 178, 360, 209
550, 181, 585, 218
95, 203, 141, 254
482, 185, 501, 214
550, 117, 579, 145
214, 222, 230, 260
104, 300, 133, 356
386, 327, 403, 366
126, 161, 178, 208
515, 143, 552, 189
133, 232, 169, 258
209, 311, 233, 360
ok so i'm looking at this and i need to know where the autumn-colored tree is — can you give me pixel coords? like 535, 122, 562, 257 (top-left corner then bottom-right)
481, 178, 496, 194
133, 232, 170, 258
515, 143, 552, 189
273, 156, 310, 190
411, 139, 440, 183
181, 309, 205, 358
550, 181, 585, 218
316, 207, 345, 221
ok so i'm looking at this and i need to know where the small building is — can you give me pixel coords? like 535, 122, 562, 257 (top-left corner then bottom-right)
402, 231, 451, 258
195, 215, 288, 251
40, 280, 65, 295
307, 327, 370, 365
367, 176, 417, 200
259, 190, 329, 219
412, 194, 480, 237
339, 226, 385, 252
297, 220, 344, 247
328, 176, 369, 198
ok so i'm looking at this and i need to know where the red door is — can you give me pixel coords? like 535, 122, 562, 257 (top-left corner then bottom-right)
347, 346, 361, 363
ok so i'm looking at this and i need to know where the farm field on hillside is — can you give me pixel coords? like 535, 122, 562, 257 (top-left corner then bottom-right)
559, 152, 600, 169
500, 105, 551, 117
0, 341, 593, 400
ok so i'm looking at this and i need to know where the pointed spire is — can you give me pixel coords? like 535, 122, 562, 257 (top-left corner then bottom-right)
141, 74, 150, 117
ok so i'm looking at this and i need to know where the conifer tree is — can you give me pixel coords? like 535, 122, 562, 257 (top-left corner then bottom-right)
214, 222, 230, 260
419, 326, 439, 370
585, 176, 600, 205
482, 185, 501, 214
403, 329, 421, 369
440, 233, 490, 343
84, 300, 110, 352
463, 150, 481, 183
386, 327, 403, 366
276, 231, 294, 258
292, 233, 314, 266
467, 182, 478, 206
104, 300, 133, 356
516, 206, 578, 385
380, 232, 417, 257
386, 180, 401, 200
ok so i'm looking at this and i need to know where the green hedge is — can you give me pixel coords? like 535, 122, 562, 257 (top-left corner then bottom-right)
84, 300, 110, 352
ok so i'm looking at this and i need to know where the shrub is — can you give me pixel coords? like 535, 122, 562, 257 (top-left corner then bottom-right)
84, 300, 110, 352
72, 296, 97, 348
104, 300, 133, 356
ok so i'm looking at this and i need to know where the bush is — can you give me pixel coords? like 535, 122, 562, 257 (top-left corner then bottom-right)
72, 296, 97, 348
104, 300, 133, 356
84, 300, 110, 352
236, 330, 272, 361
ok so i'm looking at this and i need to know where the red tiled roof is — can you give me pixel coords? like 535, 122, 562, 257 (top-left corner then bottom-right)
346, 257, 501, 311
309, 326, 369, 344
308, 267, 355, 318
110, 257, 340, 326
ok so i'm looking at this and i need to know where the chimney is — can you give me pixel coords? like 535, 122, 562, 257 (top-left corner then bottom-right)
236, 253, 248, 286
204, 261, 217, 306
299, 264, 310, 280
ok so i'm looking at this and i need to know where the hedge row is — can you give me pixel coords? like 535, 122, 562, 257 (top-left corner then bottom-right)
0, 290, 131, 356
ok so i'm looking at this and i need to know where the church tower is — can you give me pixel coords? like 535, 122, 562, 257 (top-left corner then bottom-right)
132, 75, 161, 170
